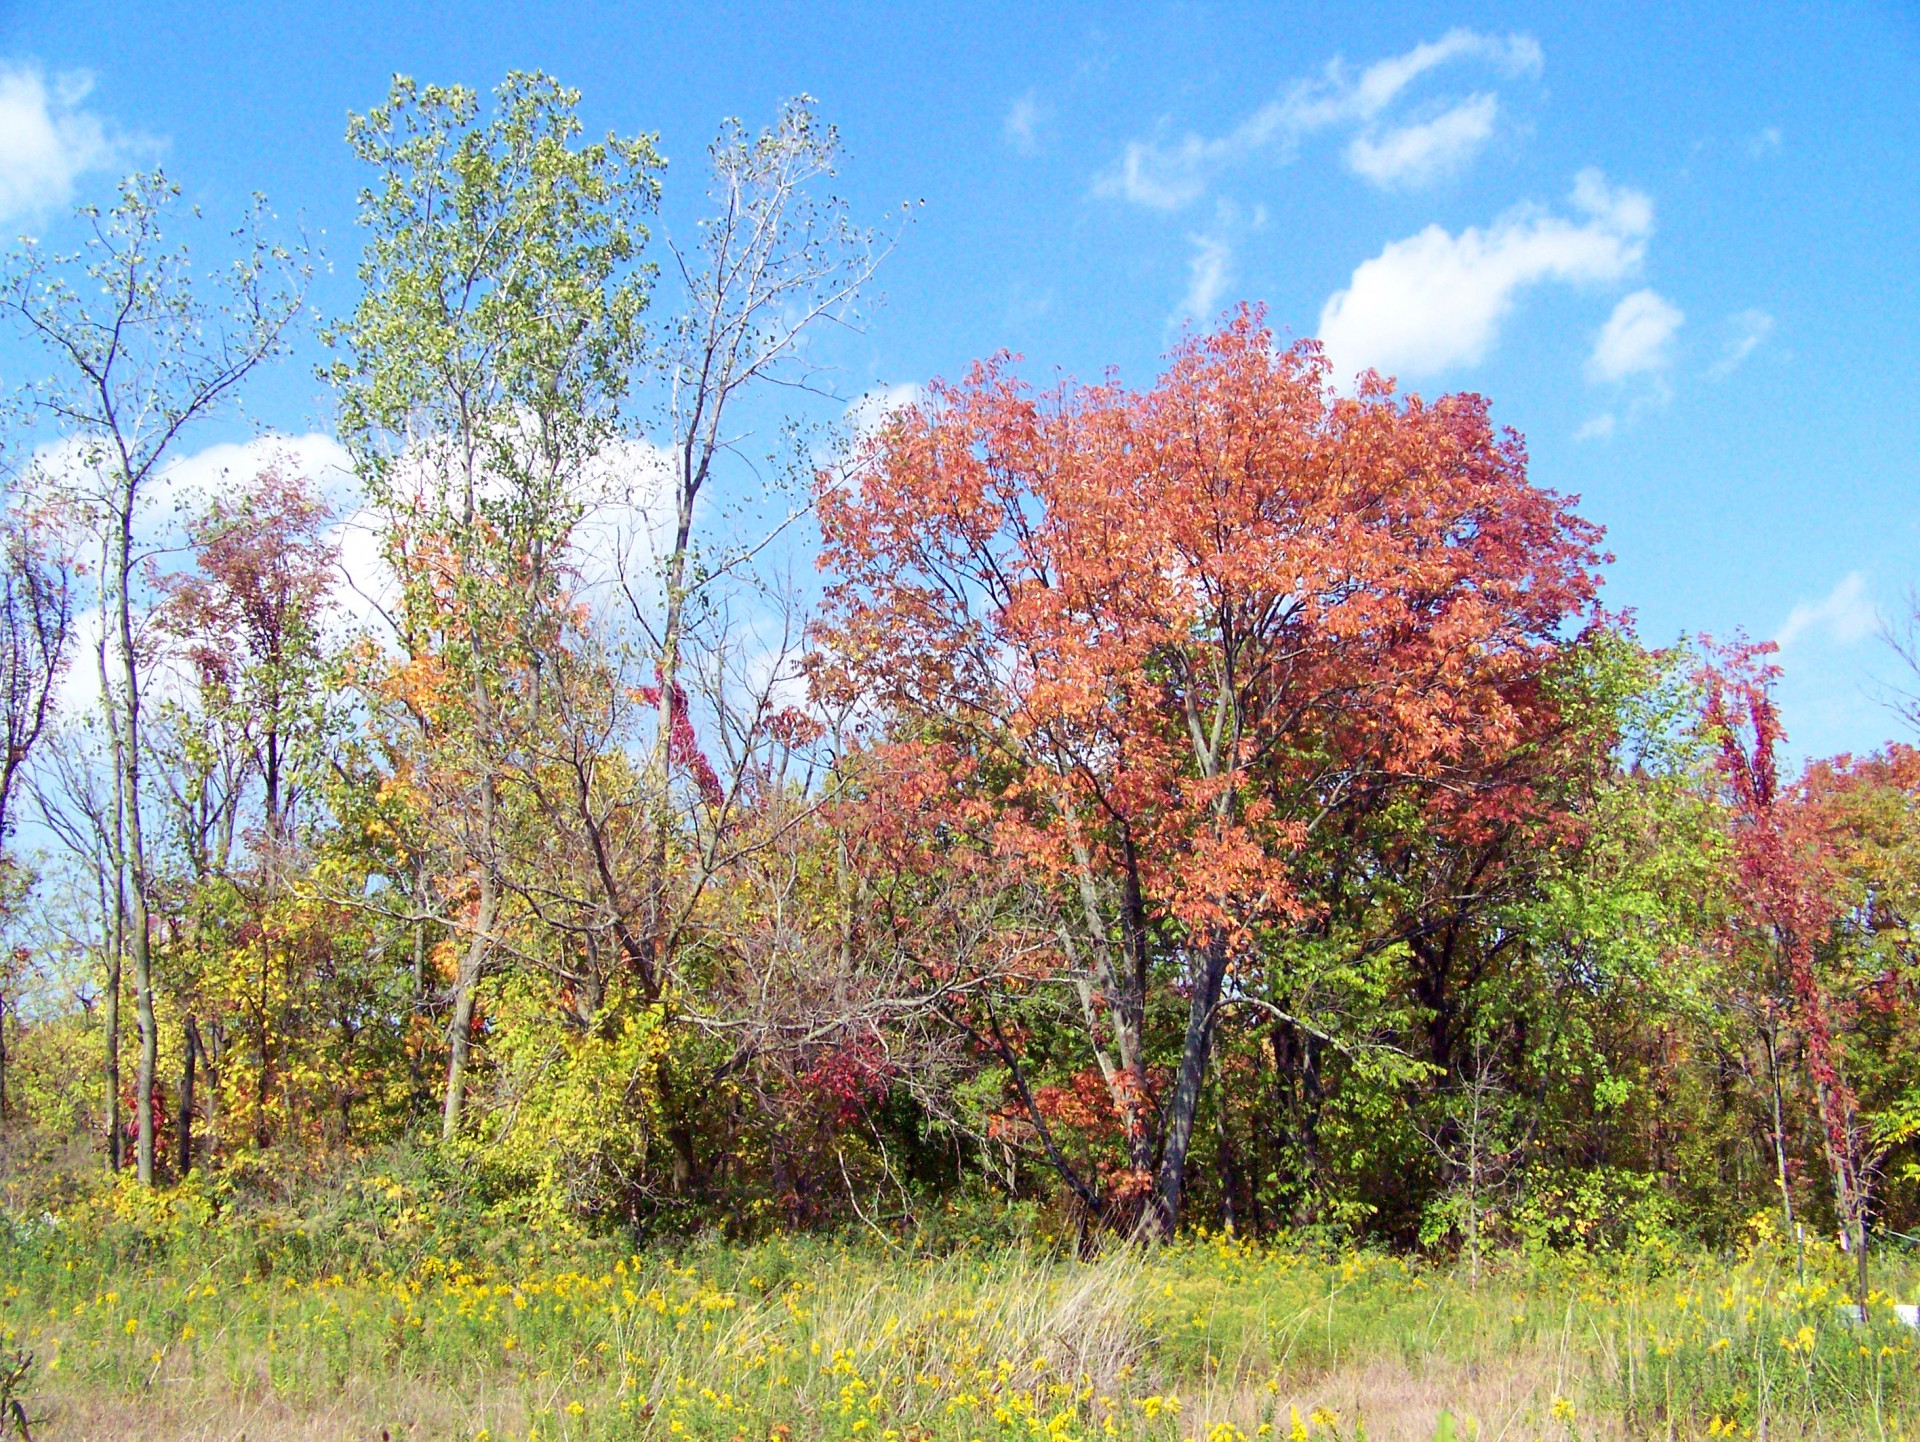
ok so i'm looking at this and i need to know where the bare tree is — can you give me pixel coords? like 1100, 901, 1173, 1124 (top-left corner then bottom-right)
640, 95, 901, 825
1882, 587, 1920, 738
0, 483, 73, 850
4, 170, 306, 1183
29, 719, 128, 1166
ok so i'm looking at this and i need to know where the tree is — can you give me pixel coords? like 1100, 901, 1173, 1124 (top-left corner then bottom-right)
329, 71, 660, 1140
645, 95, 894, 820
0, 486, 73, 855
0, 485, 76, 1133
815, 309, 1605, 1235
492, 96, 899, 1199
155, 463, 338, 848
1705, 648, 1888, 1314
140, 463, 344, 1168
4, 171, 306, 1183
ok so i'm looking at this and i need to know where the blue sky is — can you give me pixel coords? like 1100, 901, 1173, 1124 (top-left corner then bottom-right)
2, 1, 1916, 759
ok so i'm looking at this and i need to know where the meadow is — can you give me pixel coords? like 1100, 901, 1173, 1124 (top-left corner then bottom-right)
2, 1154, 1917, 1442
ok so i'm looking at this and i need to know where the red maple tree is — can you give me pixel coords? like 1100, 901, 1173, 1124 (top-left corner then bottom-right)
814, 308, 1606, 1234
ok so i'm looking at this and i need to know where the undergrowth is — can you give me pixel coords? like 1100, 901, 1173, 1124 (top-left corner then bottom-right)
3, 1150, 1919, 1441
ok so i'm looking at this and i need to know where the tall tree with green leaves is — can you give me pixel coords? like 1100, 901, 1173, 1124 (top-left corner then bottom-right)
327, 72, 660, 1140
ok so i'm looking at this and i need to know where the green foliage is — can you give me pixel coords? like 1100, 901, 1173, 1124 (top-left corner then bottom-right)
329, 70, 659, 511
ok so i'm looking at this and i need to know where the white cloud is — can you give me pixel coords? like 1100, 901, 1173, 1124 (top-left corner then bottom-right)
1777, 572, 1878, 652
845, 383, 923, 442
1317, 169, 1653, 382
43, 432, 360, 717
1345, 93, 1499, 189
569, 436, 681, 593
1003, 92, 1045, 156
0, 62, 126, 227
1747, 126, 1783, 158
1588, 288, 1684, 382
155, 431, 354, 517
1575, 413, 1617, 442
1098, 28, 1539, 209
1103, 133, 1216, 211
1342, 29, 1541, 118
1708, 308, 1774, 379
1177, 230, 1233, 323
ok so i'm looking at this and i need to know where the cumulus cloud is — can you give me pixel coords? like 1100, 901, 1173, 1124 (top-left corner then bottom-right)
1098, 28, 1539, 209
0, 62, 127, 226
1588, 288, 1684, 382
157, 432, 354, 516
1345, 93, 1500, 189
1708, 309, 1774, 379
1777, 572, 1878, 652
1003, 92, 1045, 156
1317, 169, 1653, 382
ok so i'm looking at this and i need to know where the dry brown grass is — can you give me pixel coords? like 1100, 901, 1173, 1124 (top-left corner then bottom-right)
1202, 1349, 1618, 1442
32, 1347, 1615, 1442
32, 1370, 536, 1441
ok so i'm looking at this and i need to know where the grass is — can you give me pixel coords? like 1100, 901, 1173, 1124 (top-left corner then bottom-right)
1, 1161, 1918, 1441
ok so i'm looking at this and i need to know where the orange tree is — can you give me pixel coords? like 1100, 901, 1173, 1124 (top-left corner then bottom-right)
813, 308, 1605, 1236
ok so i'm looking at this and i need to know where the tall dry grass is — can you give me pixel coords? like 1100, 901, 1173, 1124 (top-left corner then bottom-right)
6, 1194, 1920, 1441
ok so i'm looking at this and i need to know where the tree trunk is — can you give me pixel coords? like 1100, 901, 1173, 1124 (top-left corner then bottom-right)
441, 861, 497, 1141
177, 1015, 199, 1177
1857, 1215, 1871, 1324
201, 1017, 221, 1150
108, 494, 158, 1186
105, 869, 124, 1171
409, 885, 428, 1111
1214, 1105, 1239, 1234
1151, 932, 1230, 1238
1763, 1017, 1795, 1231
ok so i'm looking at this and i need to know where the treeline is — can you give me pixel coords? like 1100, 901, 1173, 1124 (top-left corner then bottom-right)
1, 74, 1917, 1262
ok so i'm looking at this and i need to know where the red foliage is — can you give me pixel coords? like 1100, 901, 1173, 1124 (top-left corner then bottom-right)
1703, 641, 1866, 1225
813, 307, 1607, 1210
796, 1034, 894, 1125
1032, 1067, 1124, 1140
817, 306, 1604, 943
630, 672, 723, 805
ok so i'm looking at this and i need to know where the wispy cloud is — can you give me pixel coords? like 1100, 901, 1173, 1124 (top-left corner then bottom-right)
1177, 231, 1234, 324
1003, 91, 1045, 156
1746, 126, 1783, 158
1317, 169, 1652, 382
1777, 572, 1878, 652
1346, 93, 1501, 189
1097, 28, 1539, 209
1708, 309, 1775, 379
0, 62, 129, 226
1588, 288, 1684, 382
1576, 413, 1617, 442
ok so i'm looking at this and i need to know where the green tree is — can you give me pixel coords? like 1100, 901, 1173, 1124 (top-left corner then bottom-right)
327, 71, 660, 1140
